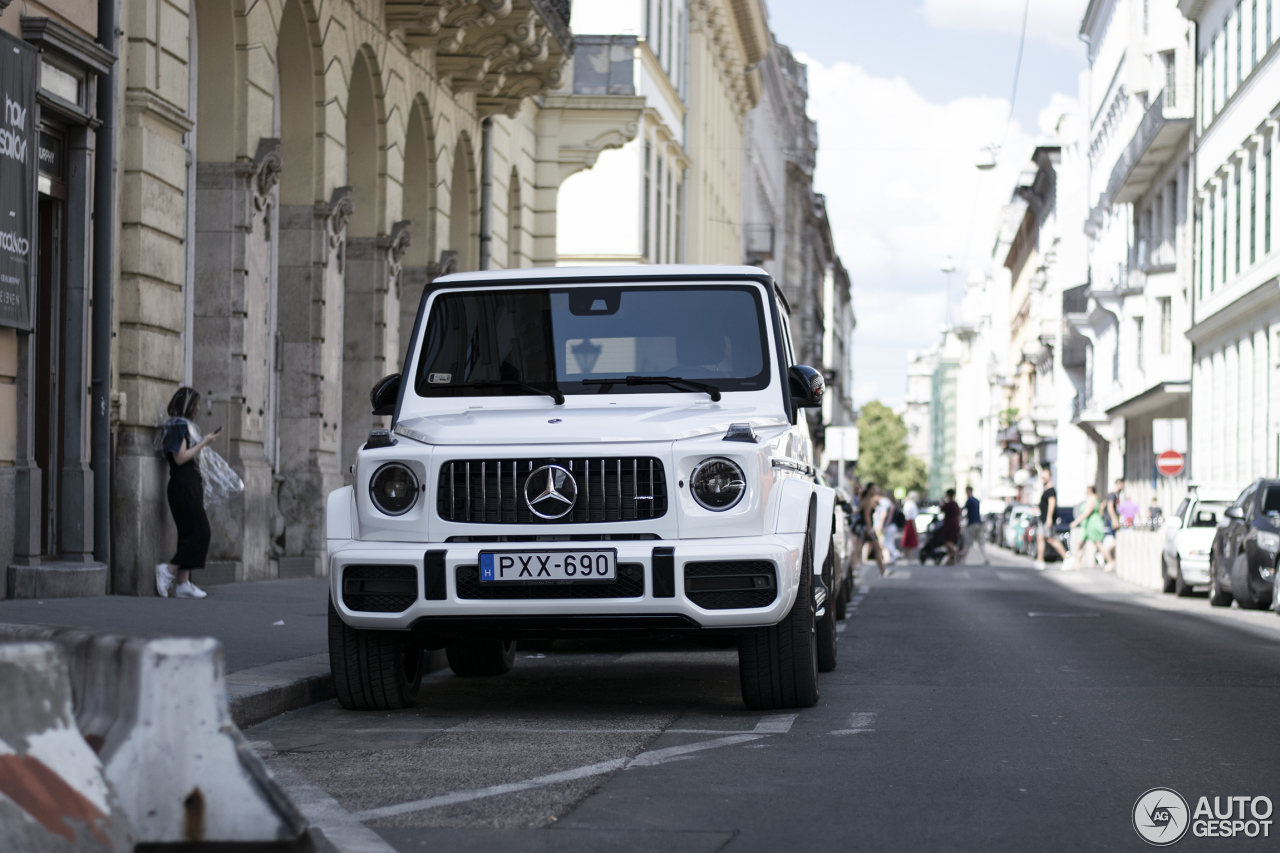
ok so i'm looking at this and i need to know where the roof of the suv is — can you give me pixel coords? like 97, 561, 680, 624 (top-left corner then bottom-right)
432, 264, 774, 287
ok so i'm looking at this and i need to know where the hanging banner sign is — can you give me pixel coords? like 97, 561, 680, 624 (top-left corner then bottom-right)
0, 30, 37, 330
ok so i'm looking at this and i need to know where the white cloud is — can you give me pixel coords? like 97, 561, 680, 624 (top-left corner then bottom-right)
800, 55, 1077, 405
922, 0, 1091, 49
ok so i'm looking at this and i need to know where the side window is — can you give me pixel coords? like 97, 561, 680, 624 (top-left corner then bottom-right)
1261, 487, 1280, 517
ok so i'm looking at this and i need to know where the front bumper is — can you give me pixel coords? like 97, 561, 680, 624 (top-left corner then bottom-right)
328, 533, 806, 632
1178, 557, 1210, 585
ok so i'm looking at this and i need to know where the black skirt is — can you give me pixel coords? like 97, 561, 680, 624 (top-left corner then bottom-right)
167, 460, 210, 569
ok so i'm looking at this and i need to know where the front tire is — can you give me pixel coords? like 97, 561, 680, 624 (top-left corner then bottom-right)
1208, 559, 1233, 607
446, 639, 517, 676
1231, 554, 1265, 610
1174, 558, 1194, 597
1161, 557, 1176, 593
329, 599, 425, 710
739, 526, 820, 710
816, 536, 838, 673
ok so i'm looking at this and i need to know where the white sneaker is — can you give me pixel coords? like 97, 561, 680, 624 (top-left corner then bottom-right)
175, 581, 207, 599
156, 563, 175, 598
1033, 560, 1046, 571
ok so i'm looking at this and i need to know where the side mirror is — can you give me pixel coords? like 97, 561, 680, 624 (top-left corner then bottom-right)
371, 373, 401, 416
1225, 506, 1245, 520
789, 365, 825, 409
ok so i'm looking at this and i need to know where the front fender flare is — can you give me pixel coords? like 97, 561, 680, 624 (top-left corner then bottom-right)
811, 486, 837, 576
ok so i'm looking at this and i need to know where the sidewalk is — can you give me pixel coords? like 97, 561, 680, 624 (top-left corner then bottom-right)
0, 577, 334, 727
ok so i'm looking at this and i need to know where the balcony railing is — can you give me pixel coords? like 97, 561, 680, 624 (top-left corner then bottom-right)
1106, 90, 1192, 205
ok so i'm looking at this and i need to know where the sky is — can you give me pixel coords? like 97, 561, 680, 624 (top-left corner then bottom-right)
768, 0, 1089, 409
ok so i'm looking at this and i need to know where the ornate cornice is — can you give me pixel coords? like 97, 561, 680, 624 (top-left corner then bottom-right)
386, 0, 570, 117
689, 0, 759, 119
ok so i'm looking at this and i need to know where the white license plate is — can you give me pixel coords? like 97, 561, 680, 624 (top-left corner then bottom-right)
478, 549, 617, 582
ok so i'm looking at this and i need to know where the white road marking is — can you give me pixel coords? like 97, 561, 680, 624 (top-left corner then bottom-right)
254, 742, 398, 853
350, 732, 769, 821
1027, 611, 1100, 618
751, 714, 798, 734
830, 712, 876, 736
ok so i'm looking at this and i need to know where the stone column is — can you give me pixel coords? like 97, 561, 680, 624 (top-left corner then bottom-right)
190, 139, 281, 584
274, 188, 350, 575
342, 221, 410, 481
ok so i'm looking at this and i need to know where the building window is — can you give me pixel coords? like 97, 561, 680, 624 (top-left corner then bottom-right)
1136, 317, 1145, 373
665, 170, 673, 263
1251, 153, 1258, 265
1269, 0, 1274, 48
655, 155, 663, 263
1210, 193, 1216, 291
643, 142, 651, 260
1235, 166, 1242, 274
1163, 51, 1177, 107
1253, 0, 1259, 66
1267, 141, 1273, 254
1160, 297, 1172, 354
1223, 181, 1230, 282
1211, 39, 1217, 116
1237, 3, 1243, 88
675, 180, 683, 262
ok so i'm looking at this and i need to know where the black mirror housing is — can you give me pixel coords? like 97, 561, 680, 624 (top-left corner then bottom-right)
789, 365, 825, 409
371, 373, 401, 416
1225, 506, 1245, 520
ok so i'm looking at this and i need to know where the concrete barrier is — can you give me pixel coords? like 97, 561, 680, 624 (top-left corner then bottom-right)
0, 641, 134, 852
1115, 529, 1164, 591
0, 624, 307, 844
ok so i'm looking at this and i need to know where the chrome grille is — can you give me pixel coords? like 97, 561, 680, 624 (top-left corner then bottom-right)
437, 457, 667, 524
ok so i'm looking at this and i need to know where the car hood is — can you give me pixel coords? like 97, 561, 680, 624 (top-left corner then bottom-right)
393, 403, 790, 445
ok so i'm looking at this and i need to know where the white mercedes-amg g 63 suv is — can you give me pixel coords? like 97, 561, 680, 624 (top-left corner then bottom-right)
326, 265, 848, 711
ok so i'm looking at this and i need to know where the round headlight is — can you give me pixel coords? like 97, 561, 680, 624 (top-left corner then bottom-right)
690, 457, 747, 511
370, 463, 419, 516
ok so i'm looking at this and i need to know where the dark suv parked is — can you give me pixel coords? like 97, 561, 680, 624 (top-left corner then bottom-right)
1208, 479, 1280, 609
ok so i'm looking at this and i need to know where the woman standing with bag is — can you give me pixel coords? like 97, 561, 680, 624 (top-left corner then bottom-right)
155, 387, 220, 599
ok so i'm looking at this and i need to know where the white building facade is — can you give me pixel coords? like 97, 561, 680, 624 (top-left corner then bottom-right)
1182, 0, 1280, 492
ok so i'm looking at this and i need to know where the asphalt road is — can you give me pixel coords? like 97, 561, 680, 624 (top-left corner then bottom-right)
250, 548, 1280, 852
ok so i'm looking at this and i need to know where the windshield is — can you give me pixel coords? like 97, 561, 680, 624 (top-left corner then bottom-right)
413, 285, 770, 399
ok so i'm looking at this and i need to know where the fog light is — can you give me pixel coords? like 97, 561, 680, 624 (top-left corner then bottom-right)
1262, 566, 1276, 582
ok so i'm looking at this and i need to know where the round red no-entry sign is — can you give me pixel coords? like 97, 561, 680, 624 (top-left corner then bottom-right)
1157, 450, 1185, 477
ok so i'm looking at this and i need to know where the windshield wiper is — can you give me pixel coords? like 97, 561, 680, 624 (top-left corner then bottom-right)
455, 379, 564, 405
582, 375, 721, 402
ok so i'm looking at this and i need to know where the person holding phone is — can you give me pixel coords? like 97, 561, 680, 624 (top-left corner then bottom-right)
155, 386, 219, 599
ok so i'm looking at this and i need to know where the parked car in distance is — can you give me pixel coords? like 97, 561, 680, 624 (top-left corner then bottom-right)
1162, 491, 1234, 597
1003, 504, 1037, 551
1208, 480, 1280, 609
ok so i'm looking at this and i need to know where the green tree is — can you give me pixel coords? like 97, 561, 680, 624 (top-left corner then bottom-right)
855, 400, 928, 496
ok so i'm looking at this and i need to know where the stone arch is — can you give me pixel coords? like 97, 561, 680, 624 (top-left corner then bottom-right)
449, 133, 479, 271
277, 0, 324, 205
507, 166, 522, 269
345, 47, 387, 238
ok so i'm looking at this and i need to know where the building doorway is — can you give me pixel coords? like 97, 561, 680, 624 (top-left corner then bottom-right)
33, 123, 68, 556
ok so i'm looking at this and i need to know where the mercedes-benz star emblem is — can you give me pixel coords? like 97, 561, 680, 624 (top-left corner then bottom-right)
524, 464, 578, 519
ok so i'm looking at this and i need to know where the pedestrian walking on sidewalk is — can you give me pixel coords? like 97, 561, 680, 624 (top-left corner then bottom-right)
1034, 467, 1067, 569
960, 486, 988, 565
1069, 485, 1111, 571
940, 489, 962, 565
156, 387, 220, 599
